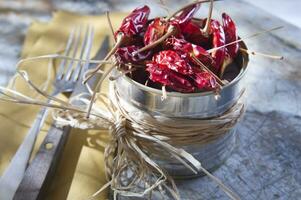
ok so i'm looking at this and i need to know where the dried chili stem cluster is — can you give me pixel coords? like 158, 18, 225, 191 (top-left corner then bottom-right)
85, 0, 226, 116
84, 0, 283, 119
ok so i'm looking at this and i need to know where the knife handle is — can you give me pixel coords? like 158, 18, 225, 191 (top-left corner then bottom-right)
13, 125, 71, 200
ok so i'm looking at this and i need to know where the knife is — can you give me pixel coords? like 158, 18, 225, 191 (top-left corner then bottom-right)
13, 36, 110, 200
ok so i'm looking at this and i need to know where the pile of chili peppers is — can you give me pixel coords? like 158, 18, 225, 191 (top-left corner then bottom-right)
112, 1, 240, 93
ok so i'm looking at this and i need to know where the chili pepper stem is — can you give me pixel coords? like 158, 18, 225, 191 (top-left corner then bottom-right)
166, 0, 220, 21
239, 48, 284, 60
202, 0, 213, 36
134, 26, 176, 54
124, 63, 145, 68
86, 64, 116, 118
83, 34, 124, 84
161, 86, 167, 101
207, 26, 284, 54
214, 86, 221, 100
106, 11, 116, 42
191, 54, 224, 86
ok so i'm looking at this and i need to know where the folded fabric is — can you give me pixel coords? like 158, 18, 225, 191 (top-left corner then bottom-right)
0, 11, 126, 200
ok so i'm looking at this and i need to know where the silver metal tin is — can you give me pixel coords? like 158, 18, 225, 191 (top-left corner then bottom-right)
112, 41, 249, 178
154, 129, 237, 178
114, 42, 249, 118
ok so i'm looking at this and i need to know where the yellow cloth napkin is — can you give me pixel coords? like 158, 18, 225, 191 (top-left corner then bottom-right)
0, 11, 126, 200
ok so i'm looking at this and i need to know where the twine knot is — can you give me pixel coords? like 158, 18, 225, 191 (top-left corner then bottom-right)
111, 114, 127, 139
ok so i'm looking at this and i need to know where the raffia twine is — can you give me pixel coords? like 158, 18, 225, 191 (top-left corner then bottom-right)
0, 55, 245, 200
97, 84, 245, 200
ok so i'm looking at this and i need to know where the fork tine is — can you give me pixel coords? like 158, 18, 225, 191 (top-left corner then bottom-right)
56, 27, 77, 80
72, 25, 94, 81
81, 25, 95, 74
71, 25, 89, 81
64, 26, 82, 81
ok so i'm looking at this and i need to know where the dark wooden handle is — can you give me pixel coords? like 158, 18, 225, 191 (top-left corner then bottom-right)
13, 126, 71, 200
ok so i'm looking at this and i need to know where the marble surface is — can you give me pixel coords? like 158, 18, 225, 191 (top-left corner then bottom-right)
243, 0, 301, 29
0, 0, 301, 199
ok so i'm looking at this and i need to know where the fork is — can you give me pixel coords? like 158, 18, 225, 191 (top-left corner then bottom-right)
0, 25, 94, 200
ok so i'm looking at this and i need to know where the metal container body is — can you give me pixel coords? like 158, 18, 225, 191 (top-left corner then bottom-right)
114, 79, 244, 118
112, 42, 248, 177
154, 129, 237, 178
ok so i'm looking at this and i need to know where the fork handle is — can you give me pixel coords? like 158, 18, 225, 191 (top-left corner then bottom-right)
13, 125, 71, 200
0, 107, 49, 200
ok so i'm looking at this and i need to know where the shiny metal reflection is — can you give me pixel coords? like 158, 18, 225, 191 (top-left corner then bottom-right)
113, 41, 249, 177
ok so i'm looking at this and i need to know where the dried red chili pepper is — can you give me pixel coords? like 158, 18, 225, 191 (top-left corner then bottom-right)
84, 5, 150, 83
190, 67, 217, 90
179, 0, 213, 46
164, 37, 214, 67
114, 5, 150, 41
146, 62, 195, 93
142, 19, 181, 49
153, 50, 193, 75
222, 13, 239, 59
144, 18, 168, 46
138, 4, 200, 53
112, 5, 150, 48
210, 19, 226, 72
175, 0, 225, 73
181, 18, 226, 73
171, 4, 200, 29
115, 45, 151, 64
181, 19, 210, 46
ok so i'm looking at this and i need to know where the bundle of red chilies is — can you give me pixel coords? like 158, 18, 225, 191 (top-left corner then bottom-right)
111, 1, 239, 93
